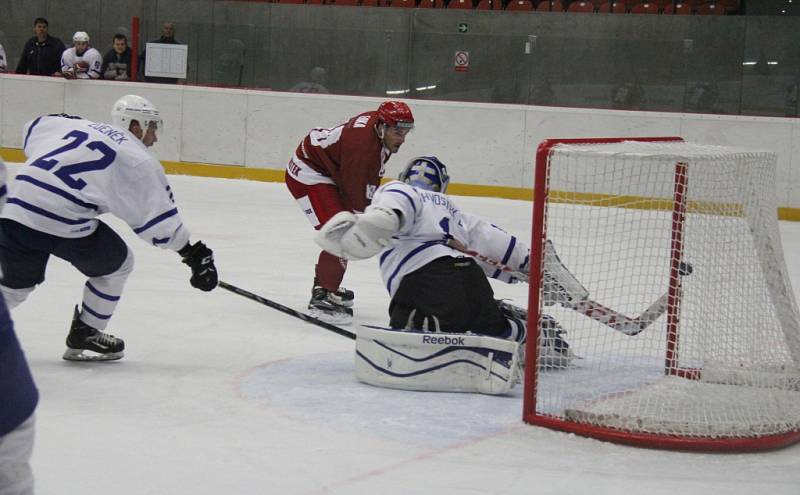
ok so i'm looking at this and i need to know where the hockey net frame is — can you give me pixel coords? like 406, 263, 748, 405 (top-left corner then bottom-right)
523, 137, 800, 451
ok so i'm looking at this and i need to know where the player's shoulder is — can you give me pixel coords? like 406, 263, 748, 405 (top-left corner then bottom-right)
28, 115, 151, 159
378, 180, 413, 194
345, 110, 379, 131
376, 181, 423, 206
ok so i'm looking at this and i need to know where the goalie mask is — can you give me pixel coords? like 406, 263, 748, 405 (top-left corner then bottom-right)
111, 94, 163, 133
399, 156, 450, 193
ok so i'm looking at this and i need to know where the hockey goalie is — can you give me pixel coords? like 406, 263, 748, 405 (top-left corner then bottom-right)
316, 156, 588, 395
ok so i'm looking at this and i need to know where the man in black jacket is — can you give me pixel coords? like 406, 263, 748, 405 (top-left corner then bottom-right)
15, 17, 65, 76
101, 33, 132, 80
139, 22, 182, 84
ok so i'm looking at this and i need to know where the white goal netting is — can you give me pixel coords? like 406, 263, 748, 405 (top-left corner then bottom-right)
525, 138, 800, 450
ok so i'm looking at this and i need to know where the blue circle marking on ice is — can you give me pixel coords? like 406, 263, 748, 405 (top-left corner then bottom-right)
239, 352, 524, 448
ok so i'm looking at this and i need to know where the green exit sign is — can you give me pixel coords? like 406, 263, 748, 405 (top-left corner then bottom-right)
458, 23, 469, 33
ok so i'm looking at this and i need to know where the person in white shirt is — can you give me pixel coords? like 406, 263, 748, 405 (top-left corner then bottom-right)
60, 31, 102, 79
0, 95, 218, 361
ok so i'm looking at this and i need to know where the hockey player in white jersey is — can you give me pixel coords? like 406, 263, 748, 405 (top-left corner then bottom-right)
0, 94, 218, 361
61, 31, 102, 79
317, 157, 581, 369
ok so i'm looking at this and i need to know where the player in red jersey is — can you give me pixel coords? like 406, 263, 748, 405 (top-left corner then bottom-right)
285, 101, 414, 323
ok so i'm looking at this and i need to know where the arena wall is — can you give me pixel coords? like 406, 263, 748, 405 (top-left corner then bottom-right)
1, 75, 798, 217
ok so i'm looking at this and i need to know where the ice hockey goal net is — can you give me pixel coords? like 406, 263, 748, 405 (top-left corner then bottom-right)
523, 137, 800, 451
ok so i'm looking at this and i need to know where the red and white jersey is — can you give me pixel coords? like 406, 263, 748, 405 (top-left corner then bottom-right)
61, 46, 102, 79
287, 110, 390, 213
373, 181, 530, 297
4, 115, 190, 251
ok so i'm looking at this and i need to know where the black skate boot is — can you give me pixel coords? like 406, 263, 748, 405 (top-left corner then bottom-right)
311, 278, 354, 308
537, 315, 573, 369
308, 286, 354, 324
63, 305, 125, 361
329, 287, 355, 308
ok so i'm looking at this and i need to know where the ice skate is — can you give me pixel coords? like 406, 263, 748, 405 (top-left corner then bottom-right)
328, 286, 354, 308
308, 286, 354, 325
62, 305, 125, 361
537, 315, 573, 369
497, 301, 573, 370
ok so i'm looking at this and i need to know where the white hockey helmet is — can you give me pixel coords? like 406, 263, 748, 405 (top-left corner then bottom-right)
111, 94, 162, 132
73, 31, 90, 43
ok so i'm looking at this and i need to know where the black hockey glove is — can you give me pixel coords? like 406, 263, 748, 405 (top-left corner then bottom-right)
179, 241, 218, 292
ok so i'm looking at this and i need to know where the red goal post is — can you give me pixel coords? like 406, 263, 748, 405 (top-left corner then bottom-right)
523, 137, 800, 451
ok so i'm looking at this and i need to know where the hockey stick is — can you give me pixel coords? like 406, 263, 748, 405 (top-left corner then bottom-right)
571, 294, 670, 336
448, 241, 692, 336
218, 281, 356, 340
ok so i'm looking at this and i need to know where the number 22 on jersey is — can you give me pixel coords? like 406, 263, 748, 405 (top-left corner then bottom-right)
31, 129, 116, 190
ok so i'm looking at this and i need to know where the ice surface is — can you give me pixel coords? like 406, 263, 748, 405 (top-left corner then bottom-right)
6, 164, 800, 495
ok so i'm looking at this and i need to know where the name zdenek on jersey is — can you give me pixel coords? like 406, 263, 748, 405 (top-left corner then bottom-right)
3, 115, 189, 252
371, 181, 530, 297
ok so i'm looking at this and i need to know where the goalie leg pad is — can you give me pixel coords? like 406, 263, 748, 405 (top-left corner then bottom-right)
355, 325, 521, 395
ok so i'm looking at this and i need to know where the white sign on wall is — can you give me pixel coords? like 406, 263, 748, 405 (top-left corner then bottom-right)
145, 43, 188, 79
454, 51, 469, 72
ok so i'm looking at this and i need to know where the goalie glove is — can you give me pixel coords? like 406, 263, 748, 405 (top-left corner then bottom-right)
315, 207, 401, 260
340, 206, 401, 260
315, 211, 359, 258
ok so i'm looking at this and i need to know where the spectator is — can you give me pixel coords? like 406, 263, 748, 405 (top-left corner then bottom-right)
140, 22, 182, 84
213, 38, 246, 86
15, 17, 65, 76
686, 81, 720, 113
61, 32, 102, 80
786, 82, 798, 118
101, 33, 132, 80
290, 67, 330, 94
0, 43, 7, 72
611, 79, 645, 110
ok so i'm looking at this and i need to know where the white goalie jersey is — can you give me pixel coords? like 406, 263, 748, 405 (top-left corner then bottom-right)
372, 181, 529, 297
3, 115, 190, 251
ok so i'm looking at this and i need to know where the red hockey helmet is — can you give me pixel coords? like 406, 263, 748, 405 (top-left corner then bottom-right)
377, 101, 414, 129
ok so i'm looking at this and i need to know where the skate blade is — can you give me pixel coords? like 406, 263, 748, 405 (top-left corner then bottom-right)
62, 348, 124, 362
307, 307, 354, 326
